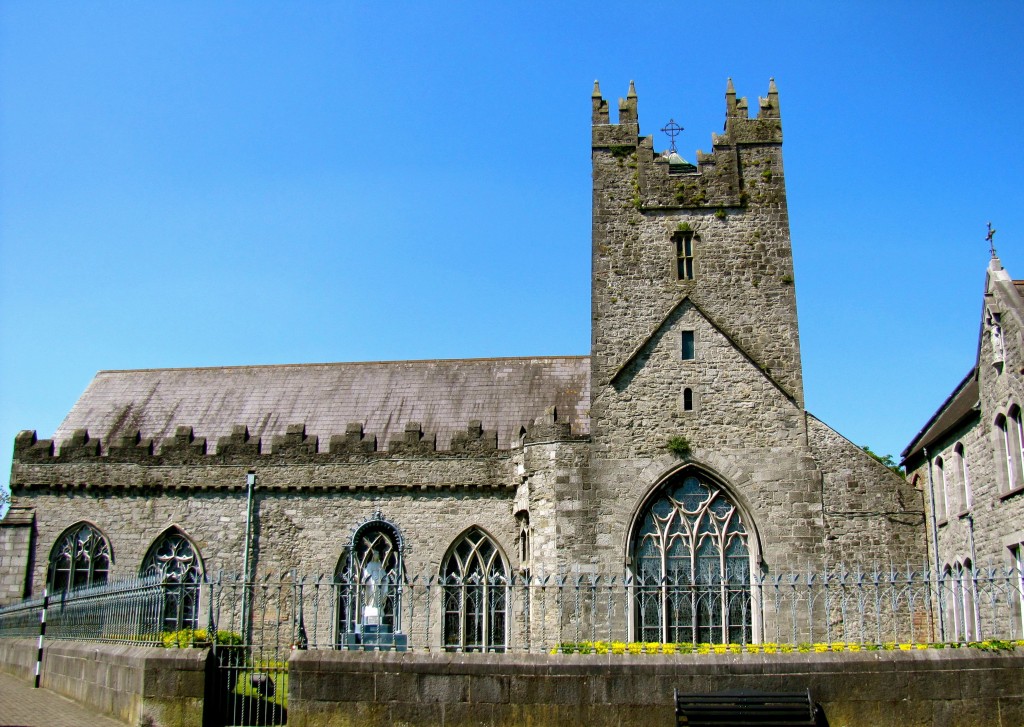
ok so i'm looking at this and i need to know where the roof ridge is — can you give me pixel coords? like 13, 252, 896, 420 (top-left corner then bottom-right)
97, 354, 591, 375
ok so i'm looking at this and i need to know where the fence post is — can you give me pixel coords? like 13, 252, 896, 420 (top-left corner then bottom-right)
34, 587, 48, 689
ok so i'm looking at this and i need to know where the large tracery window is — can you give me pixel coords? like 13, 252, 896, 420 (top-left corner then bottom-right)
48, 522, 111, 594
442, 528, 508, 652
336, 520, 403, 642
141, 528, 204, 632
631, 473, 752, 644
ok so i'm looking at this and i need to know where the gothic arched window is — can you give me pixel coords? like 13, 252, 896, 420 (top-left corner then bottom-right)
336, 519, 403, 641
47, 522, 111, 593
141, 528, 203, 632
631, 473, 752, 644
442, 528, 508, 652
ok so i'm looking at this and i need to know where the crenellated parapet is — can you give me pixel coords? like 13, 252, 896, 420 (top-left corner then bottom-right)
328, 423, 376, 455
106, 429, 155, 463
591, 78, 784, 212
159, 426, 208, 462
524, 407, 575, 444
59, 429, 100, 460
272, 424, 319, 457
450, 420, 498, 453
388, 422, 437, 456
10, 411, 586, 469
14, 430, 54, 461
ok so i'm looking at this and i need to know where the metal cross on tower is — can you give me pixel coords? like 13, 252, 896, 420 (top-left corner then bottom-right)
987, 221, 998, 258
660, 118, 682, 153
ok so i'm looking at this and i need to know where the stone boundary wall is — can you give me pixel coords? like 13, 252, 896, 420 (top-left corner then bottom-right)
289, 649, 1024, 727
0, 638, 208, 727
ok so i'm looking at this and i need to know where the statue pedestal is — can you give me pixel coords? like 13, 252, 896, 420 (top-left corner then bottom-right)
340, 607, 407, 651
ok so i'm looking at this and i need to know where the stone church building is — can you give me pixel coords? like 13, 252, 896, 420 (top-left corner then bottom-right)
0, 81, 925, 646
902, 253, 1024, 641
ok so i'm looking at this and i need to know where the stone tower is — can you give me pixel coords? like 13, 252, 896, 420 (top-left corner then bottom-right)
584, 80, 922, 574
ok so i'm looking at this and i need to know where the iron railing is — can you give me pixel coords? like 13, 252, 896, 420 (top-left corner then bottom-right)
2, 564, 1022, 652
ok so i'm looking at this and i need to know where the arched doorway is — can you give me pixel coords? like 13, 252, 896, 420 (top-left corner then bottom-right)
630, 471, 753, 643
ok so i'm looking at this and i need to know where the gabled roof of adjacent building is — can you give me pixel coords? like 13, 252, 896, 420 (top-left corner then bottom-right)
52, 356, 591, 453
902, 256, 1024, 465
900, 368, 979, 463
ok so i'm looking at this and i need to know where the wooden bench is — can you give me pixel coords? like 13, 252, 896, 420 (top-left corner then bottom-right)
674, 689, 818, 726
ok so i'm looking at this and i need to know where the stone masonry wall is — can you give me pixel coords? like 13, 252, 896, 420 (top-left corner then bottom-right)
904, 260, 1024, 639
10, 450, 527, 595
0, 507, 33, 605
586, 82, 825, 579
0, 638, 208, 727
808, 415, 926, 567
287, 648, 1024, 727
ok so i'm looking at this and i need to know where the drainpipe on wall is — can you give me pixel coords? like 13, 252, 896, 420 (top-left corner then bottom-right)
241, 470, 256, 641
924, 447, 946, 640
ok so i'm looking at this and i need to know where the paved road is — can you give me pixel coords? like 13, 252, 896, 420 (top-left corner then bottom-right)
0, 671, 127, 727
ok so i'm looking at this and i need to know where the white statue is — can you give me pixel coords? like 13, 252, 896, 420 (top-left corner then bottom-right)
361, 551, 386, 625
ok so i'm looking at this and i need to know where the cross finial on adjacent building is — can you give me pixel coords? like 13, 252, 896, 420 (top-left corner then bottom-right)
987, 221, 998, 258
661, 118, 683, 153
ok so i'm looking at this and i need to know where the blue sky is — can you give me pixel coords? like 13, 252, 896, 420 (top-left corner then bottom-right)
2, 2, 1023, 508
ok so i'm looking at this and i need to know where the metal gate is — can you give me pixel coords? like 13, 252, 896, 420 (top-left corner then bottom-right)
206, 576, 295, 727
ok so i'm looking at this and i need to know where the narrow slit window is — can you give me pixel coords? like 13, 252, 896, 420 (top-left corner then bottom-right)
674, 231, 694, 280
683, 388, 694, 411
681, 331, 695, 360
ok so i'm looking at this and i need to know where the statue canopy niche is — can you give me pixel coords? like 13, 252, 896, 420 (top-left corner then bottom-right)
335, 512, 408, 651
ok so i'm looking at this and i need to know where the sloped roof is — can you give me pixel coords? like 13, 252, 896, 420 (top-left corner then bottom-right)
52, 356, 590, 453
900, 368, 979, 463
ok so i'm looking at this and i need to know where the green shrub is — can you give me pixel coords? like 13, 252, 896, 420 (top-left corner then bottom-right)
161, 628, 243, 648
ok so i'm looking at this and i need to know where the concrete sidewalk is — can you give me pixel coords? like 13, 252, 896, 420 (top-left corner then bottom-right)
0, 671, 127, 727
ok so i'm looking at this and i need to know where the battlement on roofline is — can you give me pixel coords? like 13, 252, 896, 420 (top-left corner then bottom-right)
12, 407, 583, 466
591, 78, 783, 211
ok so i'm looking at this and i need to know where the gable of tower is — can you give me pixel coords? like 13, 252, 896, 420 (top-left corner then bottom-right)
600, 296, 806, 462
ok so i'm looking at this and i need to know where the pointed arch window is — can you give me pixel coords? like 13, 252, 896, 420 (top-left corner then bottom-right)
1011, 406, 1024, 490
442, 528, 508, 652
631, 473, 752, 644
336, 519, 403, 643
996, 414, 1014, 491
141, 529, 203, 632
47, 523, 111, 593
934, 456, 948, 522
953, 443, 971, 511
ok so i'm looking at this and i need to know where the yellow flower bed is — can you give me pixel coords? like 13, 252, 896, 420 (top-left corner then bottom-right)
549, 639, 1024, 655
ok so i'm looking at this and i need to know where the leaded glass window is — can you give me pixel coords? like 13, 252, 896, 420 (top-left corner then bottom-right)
442, 528, 507, 652
336, 521, 403, 640
632, 474, 752, 643
141, 529, 203, 632
47, 522, 111, 593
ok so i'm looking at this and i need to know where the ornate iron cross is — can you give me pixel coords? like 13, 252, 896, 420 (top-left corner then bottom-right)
660, 118, 682, 153
987, 221, 998, 258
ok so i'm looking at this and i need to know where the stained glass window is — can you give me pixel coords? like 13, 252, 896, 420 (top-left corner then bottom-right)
48, 523, 111, 593
442, 528, 507, 652
141, 529, 203, 631
632, 474, 752, 643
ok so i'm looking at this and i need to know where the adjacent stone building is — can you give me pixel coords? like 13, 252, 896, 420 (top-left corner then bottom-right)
902, 255, 1024, 641
0, 80, 926, 646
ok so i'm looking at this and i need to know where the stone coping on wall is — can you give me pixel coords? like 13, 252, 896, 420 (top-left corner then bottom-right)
0, 638, 208, 727
288, 648, 1024, 727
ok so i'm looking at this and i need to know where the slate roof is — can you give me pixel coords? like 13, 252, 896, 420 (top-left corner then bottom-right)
52, 356, 591, 453
900, 368, 979, 463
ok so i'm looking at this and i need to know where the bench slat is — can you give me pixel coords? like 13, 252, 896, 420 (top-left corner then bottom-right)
675, 689, 816, 727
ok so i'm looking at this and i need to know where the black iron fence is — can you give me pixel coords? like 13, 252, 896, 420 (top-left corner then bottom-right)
2, 564, 1022, 651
